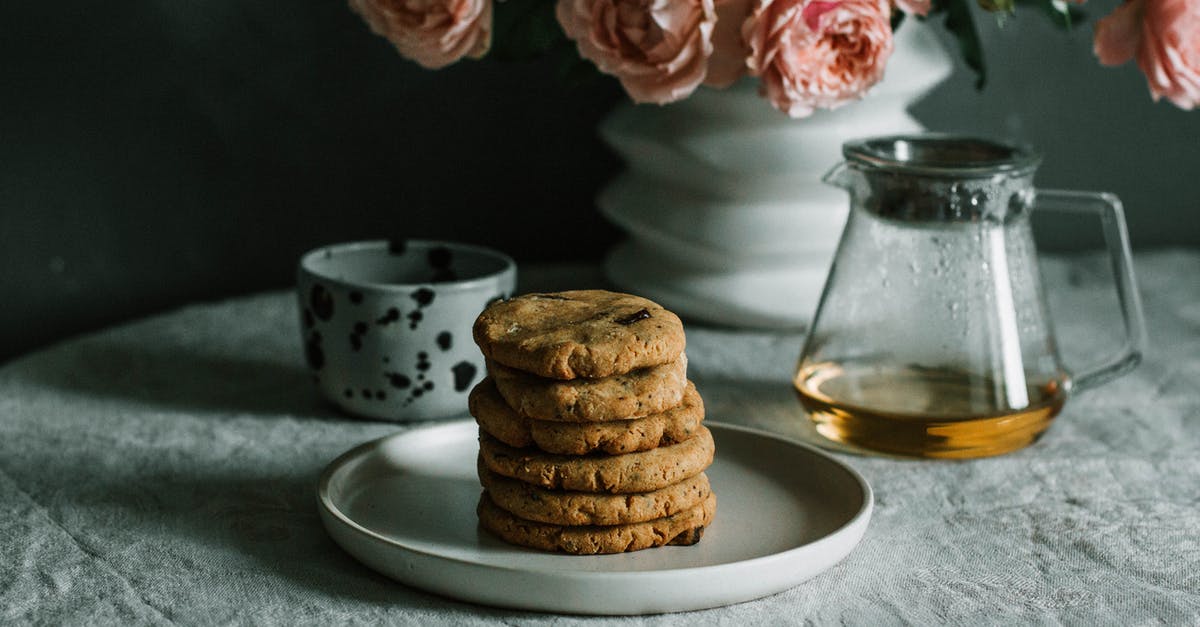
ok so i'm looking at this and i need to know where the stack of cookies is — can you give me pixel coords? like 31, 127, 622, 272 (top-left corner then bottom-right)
470, 290, 716, 554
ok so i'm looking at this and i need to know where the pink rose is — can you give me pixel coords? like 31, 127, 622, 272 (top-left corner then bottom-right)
1094, 0, 1200, 109
705, 0, 755, 87
556, 0, 718, 105
349, 0, 492, 70
892, 0, 929, 16
745, 0, 894, 117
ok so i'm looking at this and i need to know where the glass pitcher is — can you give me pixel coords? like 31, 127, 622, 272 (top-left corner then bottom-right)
795, 135, 1147, 459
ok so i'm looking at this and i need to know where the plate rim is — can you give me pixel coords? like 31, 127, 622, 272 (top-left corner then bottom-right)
317, 419, 873, 581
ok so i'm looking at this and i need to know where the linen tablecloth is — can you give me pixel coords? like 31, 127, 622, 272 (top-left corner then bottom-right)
2, 251, 1198, 624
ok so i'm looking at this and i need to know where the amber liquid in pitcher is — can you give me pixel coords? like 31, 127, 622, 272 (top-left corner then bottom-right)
794, 361, 1067, 459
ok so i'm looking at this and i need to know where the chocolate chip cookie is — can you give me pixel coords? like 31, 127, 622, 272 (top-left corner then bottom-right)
471, 378, 705, 455
487, 355, 687, 422
479, 461, 712, 526
478, 425, 715, 493
472, 290, 686, 380
477, 491, 716, 555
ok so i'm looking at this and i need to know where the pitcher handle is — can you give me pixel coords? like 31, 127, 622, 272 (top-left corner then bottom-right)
1034, 190, 1148, 392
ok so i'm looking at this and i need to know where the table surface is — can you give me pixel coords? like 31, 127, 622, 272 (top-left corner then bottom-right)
2, 250, 1198, 625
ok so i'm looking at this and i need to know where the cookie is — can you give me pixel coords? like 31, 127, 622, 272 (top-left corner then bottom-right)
488, 355, 688, 423
471, 378, 705, 455
478, 425, 715, 493
479, 462, 712, 526
477, 491, 716, 555
472, 290, 686, 380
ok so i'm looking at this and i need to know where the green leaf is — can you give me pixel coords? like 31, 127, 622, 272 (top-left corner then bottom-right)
941, 0, 987, 89
1013, 0, 1087, 30
490, 0, 566, 62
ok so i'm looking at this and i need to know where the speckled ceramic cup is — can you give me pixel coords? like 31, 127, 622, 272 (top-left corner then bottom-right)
297, 240, 516, 421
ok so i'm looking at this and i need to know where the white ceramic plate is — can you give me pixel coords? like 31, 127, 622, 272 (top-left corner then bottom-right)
317, 420, 873, 615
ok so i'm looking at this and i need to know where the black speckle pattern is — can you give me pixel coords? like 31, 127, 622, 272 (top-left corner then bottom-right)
302, 309, 315, 330
344, 388, 353, 398
350, 320, 369, 351
375, 390, 387, 400
310, 285, 334, 321
436, 331, 452, 351
412, 288, 435, 307
376, 307, 400, 325
452, 361, 477, 392
397, 351, 444, 406
387, 373, 411, 389
304, 331, 324, 371
349, 291, 363, 304
407, 288, 436, 330
389, 239, 408, 256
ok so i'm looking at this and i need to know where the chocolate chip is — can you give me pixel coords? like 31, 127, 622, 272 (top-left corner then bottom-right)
389, 239, 408, 256
349, 291, 363, 304
615, 309, 651, 325
436, 331, 452, 351
423, 381, 434, 391
353, 321, 367, 334
386, 373, 411, 389
349, 333, 362, 351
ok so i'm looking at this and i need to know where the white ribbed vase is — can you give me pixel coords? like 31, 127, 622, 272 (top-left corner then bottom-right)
599, 22, 953, 329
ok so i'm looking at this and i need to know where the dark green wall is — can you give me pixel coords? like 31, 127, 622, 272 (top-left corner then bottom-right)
2, 1, 1197, 363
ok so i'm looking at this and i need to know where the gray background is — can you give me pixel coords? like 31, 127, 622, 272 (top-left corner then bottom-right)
2, 0, 1198, 363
